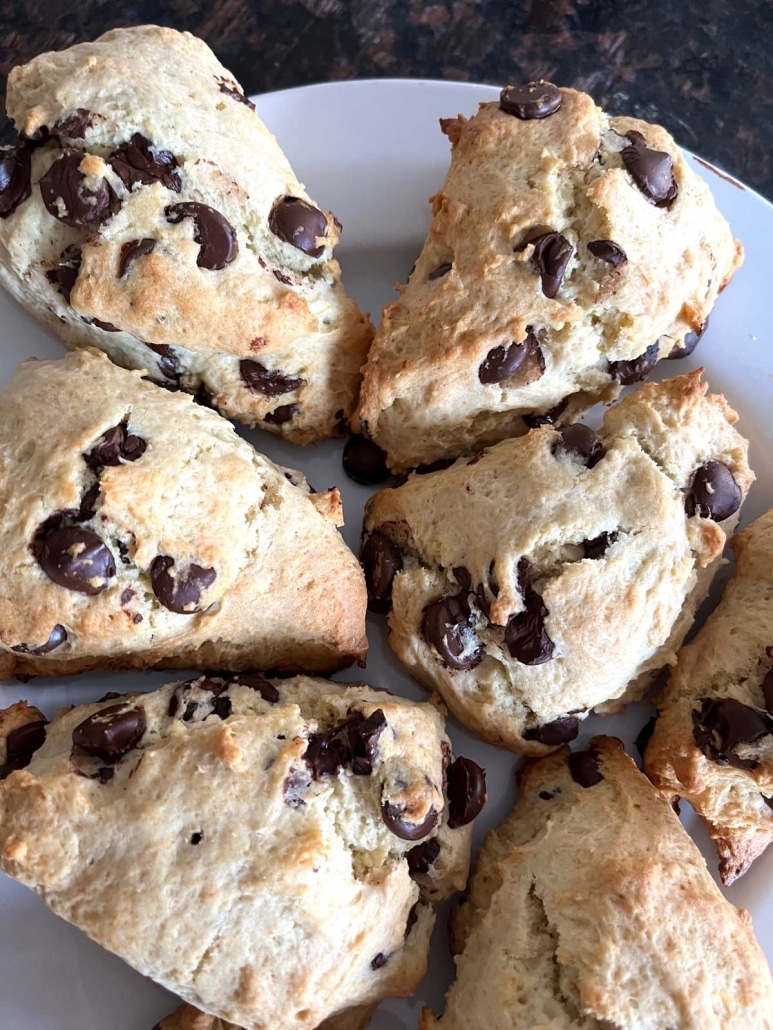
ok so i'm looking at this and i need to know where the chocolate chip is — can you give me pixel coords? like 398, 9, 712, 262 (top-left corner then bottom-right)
36, 526, 115, 595
11, 624, 67, 656
428, 262, 452, 281
587, 240, 627, 267
78, 484, 100, 520
762, 670, 773, 714
147, 343, 179, 381
84, 424, 146, 468
405, 902, 420, 937
407, 837, 441, 875
422, 594, 482, 671
264, 404, 298, 425
304, 709, 387, 779
212, 696, 232, 720
446, 756, 486, 827
622, 137, 678, 207
371, 953, 387, 970
608, 342, 659, 384
109, 134, 181, 192
360, 532, 403, 614
350, 710, 387, 775
0, 141, 31, 218
568, 748, 603, 787
239, 359, 304, 397
165, 202, 238, 270
505, 571, 555, 666
479, 329, 540, 384
634, 716, 658, 759
0, 720, 48, 778
554, 423, 606, 468
72, 704, 145, 763
46, 246, 82, 303
343, 435, 391, 485
216, 76, 256, 111
523, 398, 569, 429
692, 698, 771, 770
453, 566, 472, 592
269, 196, 328, 257
500, 81, 562, 120
85, 316, 121, 333
52, 109, 93, 139
381, 802, 439, 841
190, 831, 203, 845
231, 672, 279, 703
524, 716, 579, 746
150, 556, 216, 613
685, 461, 741, 522
531, 232, 573, 298
582, 531, 616, 559
119, 238, 156, 278
538, 789, 559, 800
39, 152, 120, 228
668, 319, 707, 360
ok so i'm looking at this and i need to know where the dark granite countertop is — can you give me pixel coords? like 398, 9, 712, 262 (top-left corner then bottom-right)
1, 0, 771, 198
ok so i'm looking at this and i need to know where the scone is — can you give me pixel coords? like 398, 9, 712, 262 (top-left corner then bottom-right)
0, 349, 367, 678
421, 737, 773, 1030
0, 25, 372, 442
362, 371, 752, 753
154, 1001, 375, 1030
0, 675, 482, 1030
354, 81, 742, 471
644, 507, 773, 884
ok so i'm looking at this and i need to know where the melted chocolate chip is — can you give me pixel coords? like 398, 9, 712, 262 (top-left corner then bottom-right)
11, 625, 67, 656
169, 678, 233, 723
264, 404, 298, 425
85, 316, 121, 333
119, 238, 156, 278
568, 749, 603, 787
692, 698, 771, 769
500, 81, 562, 119
39, 151, 120, 228
150, 556, 216, 614
505, 576, 555, 666
72, 704, 146, 762
360, 532, 403, 613
428, 262, 452, 281
216, 77, 256, 111
479, 330, 540, 384
239, 359, 304, 397
524, 716, 579, 746
45, 246, 82, 303
0, 141, 32, 218
36, 526, 115, 595
371, 953, 387, 970
166, 202, 238, 269
109, 134, 181, 192
78, 484, 100, 520
523, 398, 569, 429
531, 232, 573, 298
622, 136, 678, 207
231, 672, 279, 703
609, 342, 659, 384
0, 720, 48, 778
685, 461, 741, 522
587, 240, 627, 267
446, 756, 486, 827
762, 670, 773, 714
305, 709, 387, 779
422, 594, 482, 671
407, 837, 441, 876
554, 423, 605, 468
343, 435, 391, 485
634, 716, 658, 760
269, 196, 328, 257
147, 343, 179, 381
453, 566, 472, 592
52, 109, 93, 139
382, 802, 439, 841
84, 424, 146, 468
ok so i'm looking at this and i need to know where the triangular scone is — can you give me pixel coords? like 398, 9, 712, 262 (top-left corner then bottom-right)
355, 83, 742, 471
644, 507, 773, 884
0, 676, 478, 1029
421, 738, 773, 1030
0, 25, 372, 442
0, 350, 367, 678
362, 371, 753, 754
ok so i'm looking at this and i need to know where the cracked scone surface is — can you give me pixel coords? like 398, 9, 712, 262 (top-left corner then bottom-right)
355, 84, 742, 471
644, 507, 773, 884
421, 737, 773, 1030
362, 371, 752, 754
0, 675, 473, 1030
0, 349, 367, 678
0, 24, 372, 441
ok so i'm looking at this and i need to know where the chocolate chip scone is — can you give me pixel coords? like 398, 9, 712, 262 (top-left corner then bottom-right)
354, 81, 742, 471
643, 507, 773, 884
0, 25, 372, 442
362, 371, 753, 754
0, 349, 367, 678
0, 675, 481, 1029
153, 1001, 375, 1030
421, 737, 773, 1030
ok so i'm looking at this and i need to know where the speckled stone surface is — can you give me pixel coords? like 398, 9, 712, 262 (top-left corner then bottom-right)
1, 0, 771, 198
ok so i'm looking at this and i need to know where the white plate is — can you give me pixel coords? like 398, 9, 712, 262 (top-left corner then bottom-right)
1, 79, 772, 1028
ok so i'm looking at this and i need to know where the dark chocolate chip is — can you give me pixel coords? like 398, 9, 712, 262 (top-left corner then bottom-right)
119, 238, 156, 278
36, 526, 115, 595
524, 398, 569, 429
0, 720, 48, 778
264, 404, 298, 425
84, 424, 146, 468
608, 342, 659, 384
72, 703, 146, 762
273, 268, 293, 285
85, 316, 120, 333
428, 262, 452, 281
232, 672, 279, 703
190, 831, 204, 845
582, 531, 617, 559
538, 789, 559, 800
381, 802, 439, 841
166, 202, 238, 269
39, 151, 120, 228
0, 141, 32, 218
568, 748, 603, 787
109, 134, 181, 192
212, 695, 232, 720
634, 716, 658, 760
622, 138, 678, 207
692, 698, 771, 770
150, 556, 216, 614
667, 320, 707, 360
407, 837, 441, 876
505, 581, 555, 666
350, 710, 388, 775
524, 716, 579, 746
11, 624, 67, 656
216, 76, 256, 111
360, 532, 403, 614
684, 461, 741, 522
269, 196, 328, 257
762, 670, 773, 714
147, 343, 179, 381
239, 359, 304, 397
79, 485, 100, 521
479, 329, 540, 384
446, 756, 486, 827
587, 240, 627, 267
343, 435, 391, 485
531, 232, 573, 298
453, 566, 472, 592
422, 594, 482, 671
371, 953, 387, 970
554, 423, 606, 468
52, 109, 93, 139
304, 709, 387, 779
45, 246, 82, 303
500, 81, 562, 120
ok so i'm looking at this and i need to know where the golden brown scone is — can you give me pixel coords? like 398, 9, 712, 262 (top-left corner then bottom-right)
422, 737, 773, 1030
355, 82, 742, 471
362, 371, 752, 754
153, 1000, 376, 1030
644, 507, 773, 884
0, 675, 481, 1030
0, 349, 367, 678
0, 25, 372, 442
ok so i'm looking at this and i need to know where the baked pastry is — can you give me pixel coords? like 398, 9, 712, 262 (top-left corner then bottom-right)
0, 674, 481, 1029
362, 371, 753, 754
0, 25, 372, 442
644, 507, 773, 884
422, 737, 773, 1030
354, 81, 742, 471
153, 1001, 375, 1030
0, 349, 367, 678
